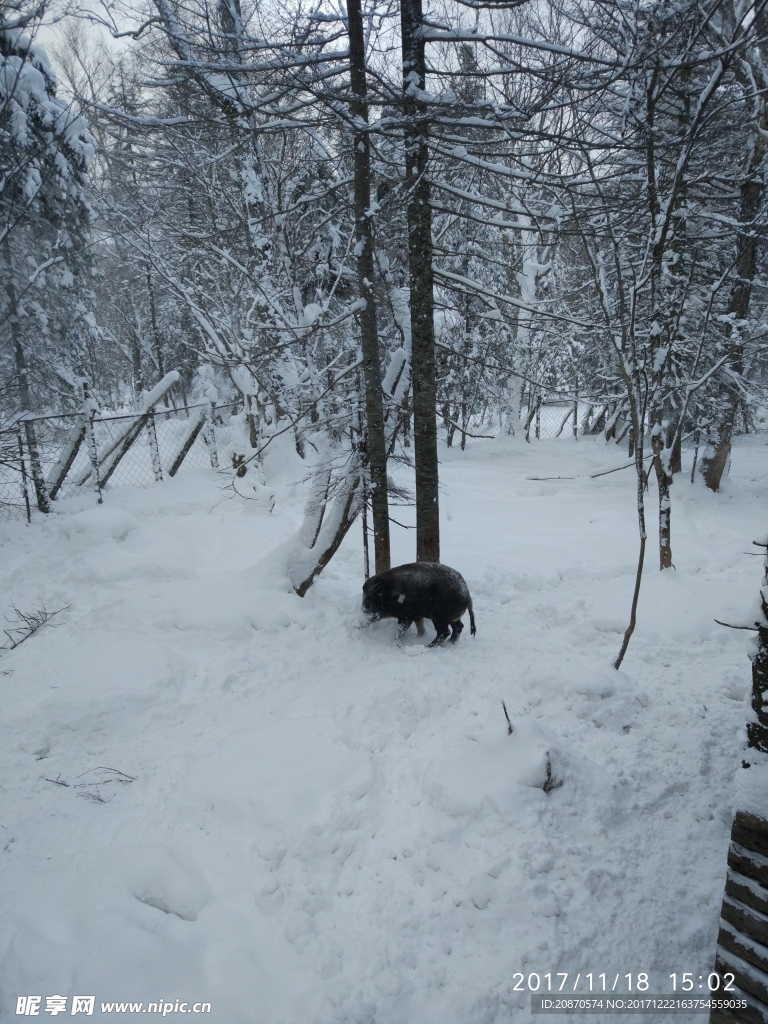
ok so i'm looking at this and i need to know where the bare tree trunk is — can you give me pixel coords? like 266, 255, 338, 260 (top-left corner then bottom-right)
401, 0, 439, 563
347, 0, 391, 575
651, 418, 674, 570
130, 332, 145, 397
655, 462, 673, 569
701, 178, 759, 491
702, 74, 767, 491
615, 400, 649, 669
667, 423, 682, 475
146, 270, 166, 379
442, 402, 454, 447
700, 256, 753, 491
4, 237, 50, 512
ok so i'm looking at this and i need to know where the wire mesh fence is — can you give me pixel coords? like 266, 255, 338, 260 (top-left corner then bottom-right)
522, 399, 580, 441
522, 396, 638, 445
0, 391, 712, 524
0, 427, 31, 523
0, 401, 240, 523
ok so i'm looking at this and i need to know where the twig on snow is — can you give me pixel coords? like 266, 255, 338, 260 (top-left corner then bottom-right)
501, 700, 514, 735
1, 601, 69, 651
714, 619, 759, 631
43, 775, 70, 787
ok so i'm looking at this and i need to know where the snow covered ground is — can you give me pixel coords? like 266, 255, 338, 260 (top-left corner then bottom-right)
0, 432, 764, 1023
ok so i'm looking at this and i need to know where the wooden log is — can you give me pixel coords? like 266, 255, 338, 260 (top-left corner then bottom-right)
726, 875, 768, 918
97, 417, 148, 489
722, 897, 768, 950
729, 844, 768, 889
716, 942, 768, 1015
168, 409, 207, 478
554, 405, 573, 438
710, 984, 768, 1024
733, 815, 768, 859
711, 811, 768, 1023
716, 931, 768, 1003
47, 424, 85, 500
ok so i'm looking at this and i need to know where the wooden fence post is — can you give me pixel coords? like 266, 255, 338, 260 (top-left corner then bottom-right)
16, 424, 31, 524
83, 384, 103, 505
204, 402, 220, 470
146, 409, 163, 482
22, 418, 50, 513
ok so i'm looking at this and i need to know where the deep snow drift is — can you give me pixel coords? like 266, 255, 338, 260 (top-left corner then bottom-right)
0, 433, 764, 1023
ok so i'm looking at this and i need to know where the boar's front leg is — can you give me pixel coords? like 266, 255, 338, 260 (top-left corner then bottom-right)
396, 618, 413, 645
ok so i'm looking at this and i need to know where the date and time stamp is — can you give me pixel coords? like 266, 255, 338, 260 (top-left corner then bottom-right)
512, 971, 749, 1014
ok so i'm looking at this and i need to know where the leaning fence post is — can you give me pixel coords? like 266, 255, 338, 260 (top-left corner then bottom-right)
21, 417, 50, 513
16, 424, 31, 524
146, 409, 164, 482
82, 382, 103, 505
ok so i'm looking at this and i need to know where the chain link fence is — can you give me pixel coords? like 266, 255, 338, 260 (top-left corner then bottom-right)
0, 401, 240, 523
522, 398, 580, 441
522, 395, 640, 445
0, 391, 670, 524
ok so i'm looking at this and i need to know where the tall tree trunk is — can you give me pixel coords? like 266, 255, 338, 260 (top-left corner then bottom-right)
130, 328, 145, 397
146, 270, 166, 379
346, 0, 391, 575
646, 77, 675, 571
652, 444, 673, 570
700, 173, 759, 490
401, 0, 439, 562
702, 51, 767, 492
4, 238, 50, 512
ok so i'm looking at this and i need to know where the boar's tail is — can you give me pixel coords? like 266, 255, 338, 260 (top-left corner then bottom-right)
468, 598, 476, 637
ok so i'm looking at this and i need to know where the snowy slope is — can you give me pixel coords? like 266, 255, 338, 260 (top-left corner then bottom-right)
0, 434, 763, 1023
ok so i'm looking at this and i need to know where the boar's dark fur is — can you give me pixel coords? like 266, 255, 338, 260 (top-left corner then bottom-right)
362, 562, 477, 646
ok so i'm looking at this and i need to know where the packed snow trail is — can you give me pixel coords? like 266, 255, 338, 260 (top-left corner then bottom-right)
0, 434, 761, 1022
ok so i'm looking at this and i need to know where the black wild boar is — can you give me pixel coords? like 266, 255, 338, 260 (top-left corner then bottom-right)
361, 562, 477, 646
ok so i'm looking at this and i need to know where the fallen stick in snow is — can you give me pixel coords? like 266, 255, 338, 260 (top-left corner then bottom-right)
1, 602, 69, 650
525, 453, 655, 483
501, 700, 514, 735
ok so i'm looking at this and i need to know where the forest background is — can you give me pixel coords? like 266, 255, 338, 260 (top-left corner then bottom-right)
3, 0, 768, 600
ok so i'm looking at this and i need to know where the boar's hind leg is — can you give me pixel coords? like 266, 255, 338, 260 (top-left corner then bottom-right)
415, 618, 426, 637
449, 619, 464, 643
428, 622, 452, 647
